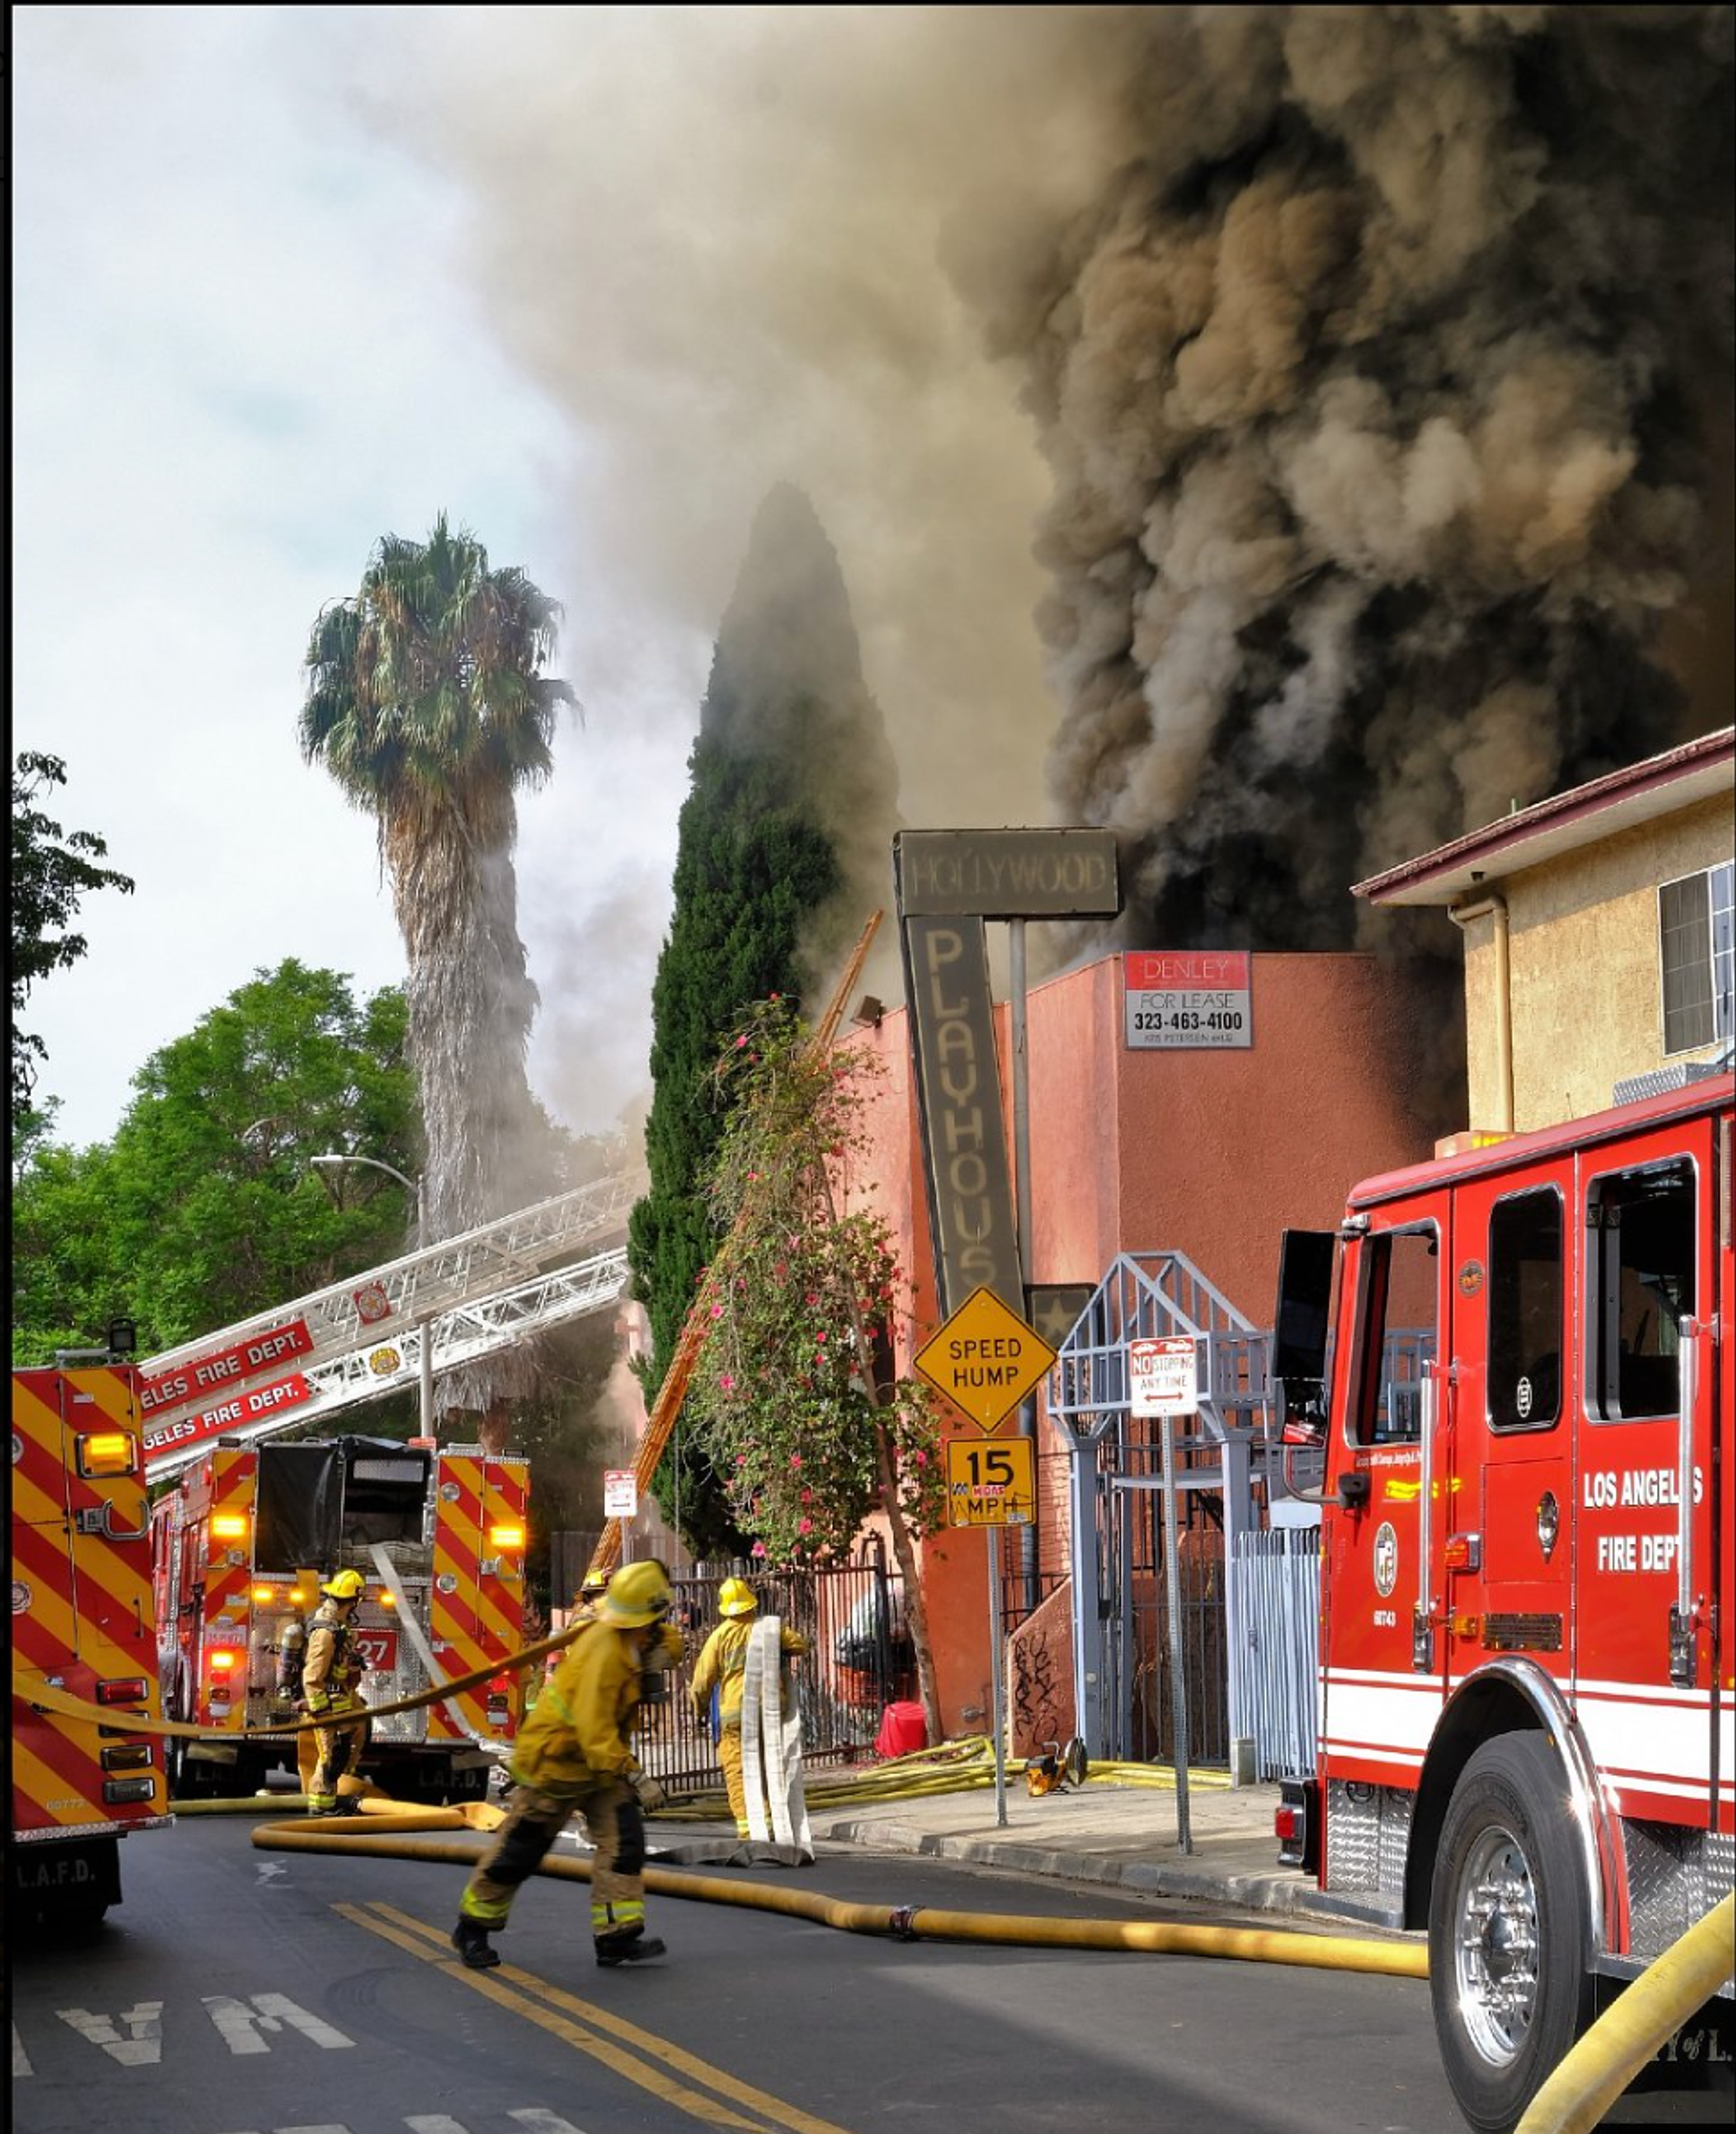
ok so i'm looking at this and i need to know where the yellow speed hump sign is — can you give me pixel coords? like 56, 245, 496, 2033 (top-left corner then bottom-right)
913, 1286, 1057, 1433
944, 1435, 1035, 1528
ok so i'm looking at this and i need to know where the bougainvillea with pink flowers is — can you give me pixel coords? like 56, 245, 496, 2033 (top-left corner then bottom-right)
684, 996, 946, 1570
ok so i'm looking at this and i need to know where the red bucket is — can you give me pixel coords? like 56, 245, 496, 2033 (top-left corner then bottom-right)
874, 1701, 927, 1759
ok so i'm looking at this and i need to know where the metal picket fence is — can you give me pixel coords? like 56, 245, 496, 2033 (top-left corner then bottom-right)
543, 1546, 914, 1793
1227, 1526, 1321, 1779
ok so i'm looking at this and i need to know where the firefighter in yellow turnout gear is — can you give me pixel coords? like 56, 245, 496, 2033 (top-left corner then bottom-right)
689, 1578, 810, 1842
453, 1560, 680, 1971
299, 1569, 369, 1815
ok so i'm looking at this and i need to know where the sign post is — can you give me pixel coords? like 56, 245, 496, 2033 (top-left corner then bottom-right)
1129, 1334, 1198, 1852
916, 1289, 1057, 1824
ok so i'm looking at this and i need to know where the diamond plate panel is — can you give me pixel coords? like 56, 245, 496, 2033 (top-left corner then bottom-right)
1624, 1818, 1736, 1983
1326, 1779, 1411, 1901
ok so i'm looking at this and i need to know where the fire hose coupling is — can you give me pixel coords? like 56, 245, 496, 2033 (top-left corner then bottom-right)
888, 1905, 920, 1941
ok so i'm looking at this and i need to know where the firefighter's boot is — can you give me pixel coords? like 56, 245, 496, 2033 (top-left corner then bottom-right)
451, 1918, 500, 1970
595, 1927, 666, 1968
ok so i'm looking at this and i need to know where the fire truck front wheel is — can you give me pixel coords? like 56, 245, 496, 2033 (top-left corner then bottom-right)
1429, 1732, 1595, 2134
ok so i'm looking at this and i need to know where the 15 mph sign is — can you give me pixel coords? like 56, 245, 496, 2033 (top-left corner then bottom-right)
914, 1287, 1057, 1434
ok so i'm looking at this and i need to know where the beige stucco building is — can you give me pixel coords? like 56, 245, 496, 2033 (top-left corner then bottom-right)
1354, 728, 1734, 1135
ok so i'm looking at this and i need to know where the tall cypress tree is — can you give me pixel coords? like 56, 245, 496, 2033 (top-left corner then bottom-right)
628, 485, 900, 1555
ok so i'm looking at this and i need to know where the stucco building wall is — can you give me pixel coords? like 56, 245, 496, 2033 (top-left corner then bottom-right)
1459, 791, 1733, 1131
841, 949, 1456, 1741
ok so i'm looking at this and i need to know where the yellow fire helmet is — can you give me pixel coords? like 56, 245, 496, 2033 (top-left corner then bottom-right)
321, 1569, 366, 1601
717, 1577, 758, 1618
600, 1559, 673, 1630
576, 1568, 610, 1602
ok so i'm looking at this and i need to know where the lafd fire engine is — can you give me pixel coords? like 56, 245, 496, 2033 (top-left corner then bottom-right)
10, 1346, 171, 1928
1273, 1074, 1733, 2132
150, 1432, 528, 1802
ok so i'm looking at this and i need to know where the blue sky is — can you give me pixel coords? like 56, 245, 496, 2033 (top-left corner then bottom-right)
13, 6, 1061, 1151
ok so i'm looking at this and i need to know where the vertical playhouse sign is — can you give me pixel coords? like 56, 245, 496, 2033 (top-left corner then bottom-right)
893, 829, 1120, 1318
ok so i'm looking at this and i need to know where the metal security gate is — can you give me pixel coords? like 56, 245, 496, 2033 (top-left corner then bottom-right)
577, 1550, 912, 1793
1047, 1252, 1302, 1769
1228, 1526, 1321, 1779
1114, 1481, 1229, 1766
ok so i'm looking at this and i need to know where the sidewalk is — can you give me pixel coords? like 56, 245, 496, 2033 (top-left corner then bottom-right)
660, 1765, 1420, 1941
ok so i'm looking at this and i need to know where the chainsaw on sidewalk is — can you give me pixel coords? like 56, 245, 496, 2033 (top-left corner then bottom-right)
1024, 1736, 1089, 1798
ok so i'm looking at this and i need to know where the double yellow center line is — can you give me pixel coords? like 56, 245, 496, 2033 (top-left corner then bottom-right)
335, 1901, 859, 2134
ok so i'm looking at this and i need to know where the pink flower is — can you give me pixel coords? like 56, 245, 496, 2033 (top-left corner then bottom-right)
788, 1453, 802, 1470
915, 1450, 928, 1468
736, 1454, 746, 1467
798, 1518, 813, 1536
710, 1303, 723, 1319
751, 1541, 767, 1559
720, 1374, 736, 1392
736, 1034, 748, 1049
800, 1489, 812, 1504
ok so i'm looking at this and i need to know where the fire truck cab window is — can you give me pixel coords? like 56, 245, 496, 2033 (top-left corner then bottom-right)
1486, 1188, 1563, 1431
1588, 1161, 1696, 1422
1348, 1225, 1438, 1446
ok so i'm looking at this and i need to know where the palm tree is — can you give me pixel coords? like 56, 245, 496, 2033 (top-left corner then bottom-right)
299, 516, 576, 1433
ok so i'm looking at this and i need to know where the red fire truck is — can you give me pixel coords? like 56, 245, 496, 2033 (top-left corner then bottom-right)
10, 1346, 172, 1928
150, 1432, 528, 1802
1273, 1074, 1732, 2130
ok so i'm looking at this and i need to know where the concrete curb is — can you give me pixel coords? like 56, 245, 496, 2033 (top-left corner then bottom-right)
805, 1814, 1424, 1941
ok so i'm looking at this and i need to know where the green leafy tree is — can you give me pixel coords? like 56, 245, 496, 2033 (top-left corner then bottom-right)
11, 752, 135, 1133
300, 516, 576, 1435
684, 997, 946, 1741
628, 486, 899, 1554
11, 961, 418, 1365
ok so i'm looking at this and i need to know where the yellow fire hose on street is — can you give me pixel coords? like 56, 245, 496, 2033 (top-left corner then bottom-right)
241, 1803, 1427, 1979
23, 1650, 1728, 2130
1514, 1893, 1735, 2134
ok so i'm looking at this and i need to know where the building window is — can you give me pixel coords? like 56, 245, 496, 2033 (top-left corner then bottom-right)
1659, 862, 1734, 1056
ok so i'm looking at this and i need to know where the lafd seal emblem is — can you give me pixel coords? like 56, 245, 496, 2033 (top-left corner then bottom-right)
1373, 1521, 1400, 1598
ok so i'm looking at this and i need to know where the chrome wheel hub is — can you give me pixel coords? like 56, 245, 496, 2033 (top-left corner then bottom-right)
1454, 1823, 1540, 2066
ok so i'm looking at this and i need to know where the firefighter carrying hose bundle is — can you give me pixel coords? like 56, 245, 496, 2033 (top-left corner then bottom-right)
299, 1568, 369, 1816
452, 1559, 678, 1972
689, 1578, 810, 1842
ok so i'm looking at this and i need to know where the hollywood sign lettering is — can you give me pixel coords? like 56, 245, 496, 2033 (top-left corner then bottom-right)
895, 828, 1121, 919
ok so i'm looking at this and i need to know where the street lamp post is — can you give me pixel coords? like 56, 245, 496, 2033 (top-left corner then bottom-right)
310, 1153, 432, 1438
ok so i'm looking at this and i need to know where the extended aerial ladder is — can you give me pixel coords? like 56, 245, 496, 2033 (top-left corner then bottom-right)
139, 1168, 643, 1484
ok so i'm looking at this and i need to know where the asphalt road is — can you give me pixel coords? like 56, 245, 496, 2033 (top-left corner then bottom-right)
9, 1814, 1727, 2134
